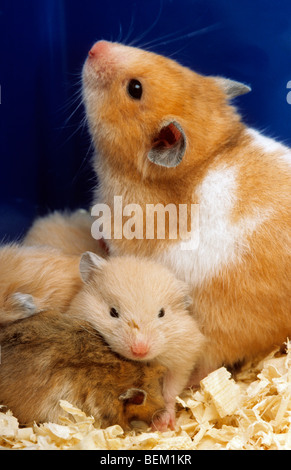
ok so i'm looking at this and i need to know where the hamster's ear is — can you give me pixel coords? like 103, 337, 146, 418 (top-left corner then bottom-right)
119, 388, 147, 406
214, 77, 251, 99
148, 120, 186, 168
184, 294, 193, 309
79, 251, 107, 283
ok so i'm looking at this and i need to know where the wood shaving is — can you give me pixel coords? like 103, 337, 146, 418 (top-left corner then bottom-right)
1, 342, 291, 450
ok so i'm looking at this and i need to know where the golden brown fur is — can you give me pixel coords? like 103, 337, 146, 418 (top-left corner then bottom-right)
82, 41, 291, 381
0, 311, 166, 428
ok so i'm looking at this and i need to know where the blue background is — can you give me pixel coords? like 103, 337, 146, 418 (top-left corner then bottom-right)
1, 0, 291, 241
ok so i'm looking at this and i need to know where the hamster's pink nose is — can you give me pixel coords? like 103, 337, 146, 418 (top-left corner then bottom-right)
131, 342, 149, 358
88, 40, 110, 59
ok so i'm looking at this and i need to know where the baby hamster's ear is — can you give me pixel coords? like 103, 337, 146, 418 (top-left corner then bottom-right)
119, 388, 147, 406
148, 120, 186, 168
214, 77, 251, 99
79, 251, 107, 283
184, 294, 193, 309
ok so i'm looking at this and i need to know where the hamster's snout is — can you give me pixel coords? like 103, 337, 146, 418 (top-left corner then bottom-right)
84, 40, 140, 90
86, 40, 136, 71
85, 40, 119, 84
130, 342, 150, 358
88, 40, 110, 60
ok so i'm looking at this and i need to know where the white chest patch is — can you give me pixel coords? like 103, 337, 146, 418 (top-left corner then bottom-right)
246, 128, 291, 167
157, 164, 271, 286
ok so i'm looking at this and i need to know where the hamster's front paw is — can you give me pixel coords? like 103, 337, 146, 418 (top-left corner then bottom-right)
151, 407, 176, 432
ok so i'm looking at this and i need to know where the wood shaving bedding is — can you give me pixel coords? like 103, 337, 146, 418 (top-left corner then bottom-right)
1, 342, 291, 450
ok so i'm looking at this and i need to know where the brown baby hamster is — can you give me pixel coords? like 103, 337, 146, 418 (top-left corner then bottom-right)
0, 310, 166, 430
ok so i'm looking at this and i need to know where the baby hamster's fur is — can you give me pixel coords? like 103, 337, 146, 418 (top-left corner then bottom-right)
0, 244, 81, 325
24, 209, 106, 257
82, 40, 291, 382
0, 311, 166, 429
69, 251, 205, 430
0, 243, 204, 430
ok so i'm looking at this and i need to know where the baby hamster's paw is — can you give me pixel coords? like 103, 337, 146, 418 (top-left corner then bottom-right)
151, 407, 176, 432
10, 293, 37, 316
5, 293, 38, 322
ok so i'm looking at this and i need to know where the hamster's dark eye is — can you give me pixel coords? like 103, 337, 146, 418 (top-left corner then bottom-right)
127, 79, 143, 100
158, 308, 165, 318
110, 307, 119, 318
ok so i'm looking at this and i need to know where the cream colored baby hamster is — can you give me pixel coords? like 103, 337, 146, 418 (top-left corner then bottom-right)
69, 252, 205, 431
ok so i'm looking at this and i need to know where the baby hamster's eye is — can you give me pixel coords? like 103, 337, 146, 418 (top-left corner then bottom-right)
127, 79, 143, 100
158, 308, 165, 318
110, 307, 119, 318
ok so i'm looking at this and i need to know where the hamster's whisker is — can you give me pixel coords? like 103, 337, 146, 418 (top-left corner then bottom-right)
57, 108, 86, 146
122, 8, 137, 45
55, 87, 83, 120
116, 22, 124, 44
63, 99, 84, 127
70, 136, 96, 186
135, 27, 190, 51
144, 23, 221, 50
127, 0, 164, 48
73, 320, 102, 340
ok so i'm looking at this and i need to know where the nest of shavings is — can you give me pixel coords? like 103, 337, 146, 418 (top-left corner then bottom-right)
1, 342, 291, 450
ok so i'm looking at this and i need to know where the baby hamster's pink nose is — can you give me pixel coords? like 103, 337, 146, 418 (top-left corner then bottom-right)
88, 40, 110, 59
131, 342, 149, 358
